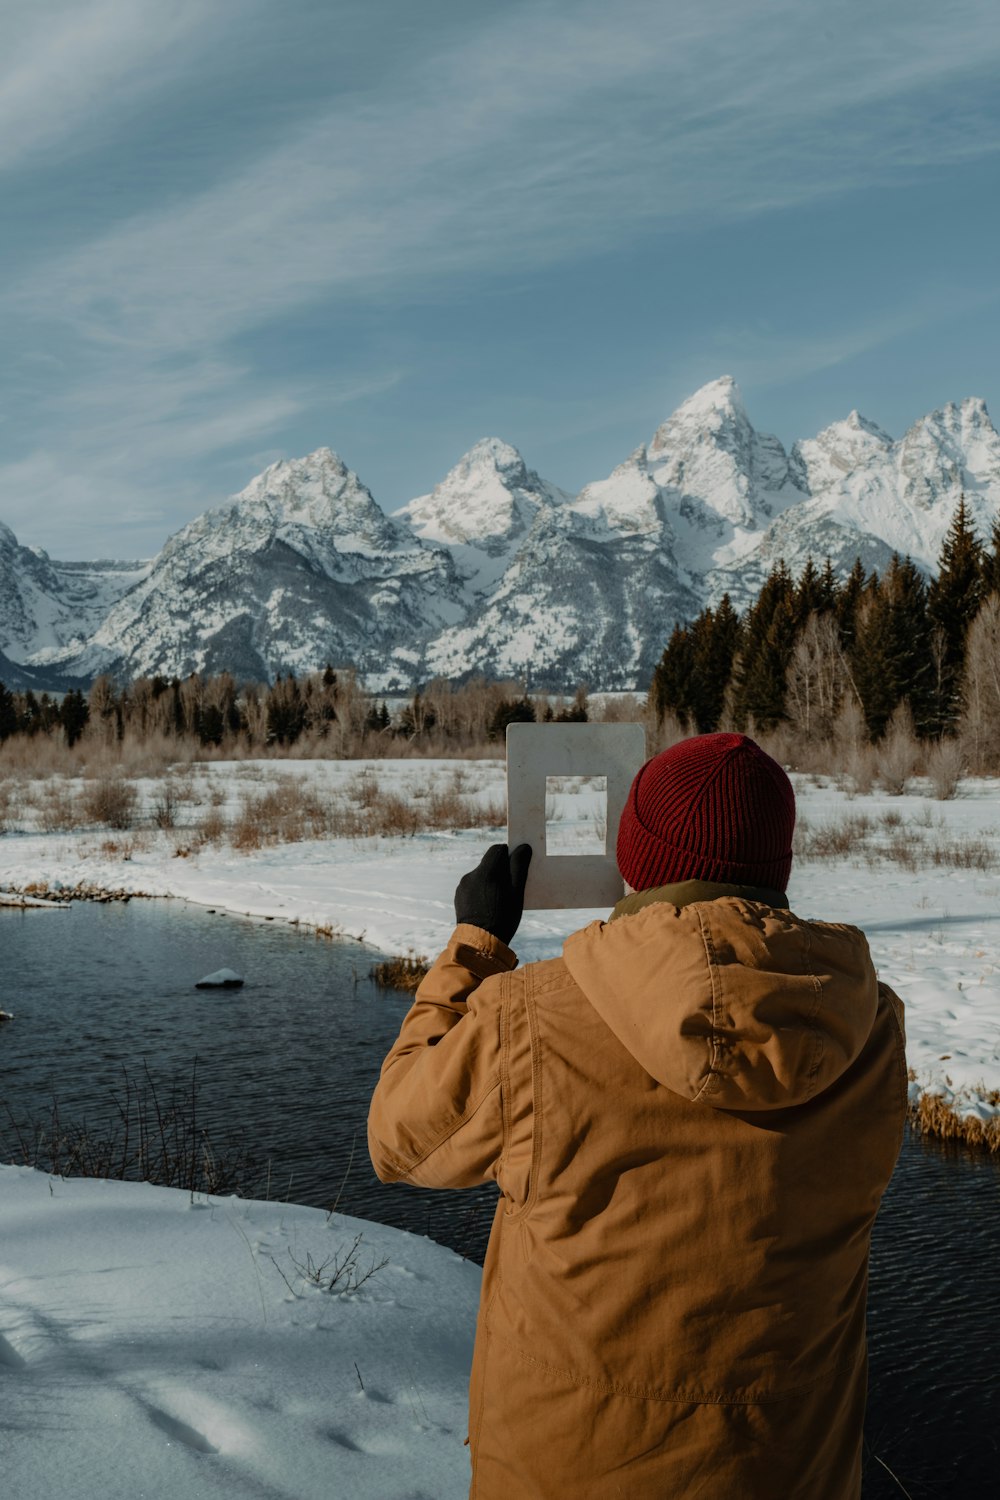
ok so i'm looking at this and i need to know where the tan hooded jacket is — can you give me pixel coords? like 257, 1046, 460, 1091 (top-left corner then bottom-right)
368, 892, 907, 1500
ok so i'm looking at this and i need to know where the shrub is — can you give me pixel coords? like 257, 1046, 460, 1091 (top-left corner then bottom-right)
874, 703, 919, 795
82, 775, 139, 829
199, 807, 228, 844
370, 956, 431, 992
925, 737, 964, 800
0, 1063, 258, 1195
270, 1235, 389, 1297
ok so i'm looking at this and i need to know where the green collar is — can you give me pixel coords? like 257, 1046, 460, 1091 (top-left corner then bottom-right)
610, 878, 789, 922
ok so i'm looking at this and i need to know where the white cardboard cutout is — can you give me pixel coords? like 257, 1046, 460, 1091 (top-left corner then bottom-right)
506, 722, 646, 909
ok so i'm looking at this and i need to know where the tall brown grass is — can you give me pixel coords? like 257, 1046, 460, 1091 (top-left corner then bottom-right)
908, 1080, 1000, 1153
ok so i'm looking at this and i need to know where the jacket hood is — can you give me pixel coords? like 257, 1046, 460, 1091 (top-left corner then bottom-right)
562, 897, 878, 1111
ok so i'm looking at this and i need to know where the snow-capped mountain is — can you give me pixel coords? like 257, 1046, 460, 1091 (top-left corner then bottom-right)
2, 380, 999, 692
396, 437, 572, 597
45, 449, 465, 686
0, 520, 148, 668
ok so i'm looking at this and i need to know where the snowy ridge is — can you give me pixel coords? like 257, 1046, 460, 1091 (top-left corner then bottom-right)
2, 380, 1000, 690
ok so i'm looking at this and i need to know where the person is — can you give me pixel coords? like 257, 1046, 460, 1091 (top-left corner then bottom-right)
368, 732, 906, 1499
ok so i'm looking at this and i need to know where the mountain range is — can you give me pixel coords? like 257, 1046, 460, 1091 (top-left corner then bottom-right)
2, 376, 998, 693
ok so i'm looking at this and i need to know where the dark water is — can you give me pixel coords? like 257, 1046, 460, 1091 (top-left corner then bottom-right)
2, 901, 997, 1496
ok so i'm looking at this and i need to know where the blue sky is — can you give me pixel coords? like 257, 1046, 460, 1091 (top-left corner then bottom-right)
2, 0, 999, 558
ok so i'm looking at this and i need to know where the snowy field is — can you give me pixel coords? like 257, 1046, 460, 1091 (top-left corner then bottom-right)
0, 1165, 480, 1500
2, 756, 999, 1120
2, 756, 1000, 1498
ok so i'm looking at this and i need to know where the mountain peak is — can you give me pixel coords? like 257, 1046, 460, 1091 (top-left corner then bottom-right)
648, 377, 750, 457
450, 437, 529, 485
674, 375, 745, 419
395, 437, 557, 577
815, 410, 894, 447
255, 446, 351, 484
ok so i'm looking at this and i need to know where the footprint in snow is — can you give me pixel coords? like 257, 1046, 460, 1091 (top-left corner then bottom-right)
143, 1402, 219, 1454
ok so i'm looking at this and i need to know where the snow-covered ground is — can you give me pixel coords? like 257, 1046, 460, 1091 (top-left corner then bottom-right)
0, 1165, 480, 1500
3, 757, 1000, 1498
2, 757, 999, 1126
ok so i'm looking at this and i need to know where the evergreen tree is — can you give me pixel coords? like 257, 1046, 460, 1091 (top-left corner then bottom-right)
816, 558, 839, 615
979, 514, 1000, 598
794, 558, 823, 622
650, 599, 741, 733
19, 690, 41, 734
487, 695, 536, 740
0, 680, 16, 742
266, 675, 306, 745
363, 699, 391, 734
396, 691, 437, 738
730, 564, 798, 730
834, 559, 868, 651
650, 622, 697, 728
60, 689, 89, 747
198, 703, 225, 745
554, 686, 589, 722
850, 555, 933, 739
690, 595, 741, 732
927, 494, 984, 734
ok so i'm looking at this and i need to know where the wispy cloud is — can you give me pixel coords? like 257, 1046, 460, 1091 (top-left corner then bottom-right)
0, 359, 403, 556
12, 0, 1000, 348
0, 1, 215, 172
2, 0, 999, 553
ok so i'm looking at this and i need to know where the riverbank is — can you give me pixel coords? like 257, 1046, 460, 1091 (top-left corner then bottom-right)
2, 758, 999, 1148
0, 1164, 479, 1500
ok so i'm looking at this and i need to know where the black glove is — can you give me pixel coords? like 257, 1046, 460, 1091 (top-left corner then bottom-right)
454, 843, 532, 946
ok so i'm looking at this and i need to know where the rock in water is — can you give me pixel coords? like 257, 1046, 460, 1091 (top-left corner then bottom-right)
195, 969, 245, 990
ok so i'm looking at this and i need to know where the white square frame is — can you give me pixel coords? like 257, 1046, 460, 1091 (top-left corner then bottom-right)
506, 722, 646, 909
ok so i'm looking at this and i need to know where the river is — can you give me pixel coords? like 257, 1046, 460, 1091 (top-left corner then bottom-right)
1, 899, 997, 1495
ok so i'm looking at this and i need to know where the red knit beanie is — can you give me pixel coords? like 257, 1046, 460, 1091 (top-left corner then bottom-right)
616, 732, 795, 892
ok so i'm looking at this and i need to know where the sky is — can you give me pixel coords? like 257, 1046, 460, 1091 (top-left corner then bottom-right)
2, 0, 999, 560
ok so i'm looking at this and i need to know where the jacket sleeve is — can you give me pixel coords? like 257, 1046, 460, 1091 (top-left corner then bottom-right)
367, 923, 518, 1189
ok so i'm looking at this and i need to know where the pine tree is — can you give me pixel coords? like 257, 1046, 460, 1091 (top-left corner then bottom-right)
834, 559, 868, 651
60, 689, 89, 747
266, 675, 306, 746
816, 558, 839, 615
690, 595, 741, 732
0, 680, 16, 742
730, 564, 798, 730
927, 494, 984, 734
487, 696, 536, 740
794, 558, 823, 622
650, 622, 697, 729
850, 555, 933, 739
980, 515, 1000, 598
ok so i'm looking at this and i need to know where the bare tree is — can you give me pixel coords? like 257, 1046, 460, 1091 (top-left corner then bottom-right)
785, 612, 848, 743
959, 594, 1000, 773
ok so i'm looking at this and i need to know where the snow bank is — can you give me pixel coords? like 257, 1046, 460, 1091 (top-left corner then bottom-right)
0, 1165, 479, 1500
1, 759, 999, 1119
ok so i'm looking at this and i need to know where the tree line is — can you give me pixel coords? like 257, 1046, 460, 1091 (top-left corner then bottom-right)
0, 664, 592, 757
651, 496, 1000, 766
2, 496, 999, 770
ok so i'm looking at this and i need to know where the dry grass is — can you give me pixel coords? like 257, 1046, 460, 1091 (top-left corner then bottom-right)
794, 812, 997, 873
370, 956, 431, 993
198, 807, 228, 845
1, 761, 504, 851
225, 772, 503, 852
0, 1063, 260, 1193
925, 737, 965, 800
908, 1081, 1000, 1153
81, 775, 139, 830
